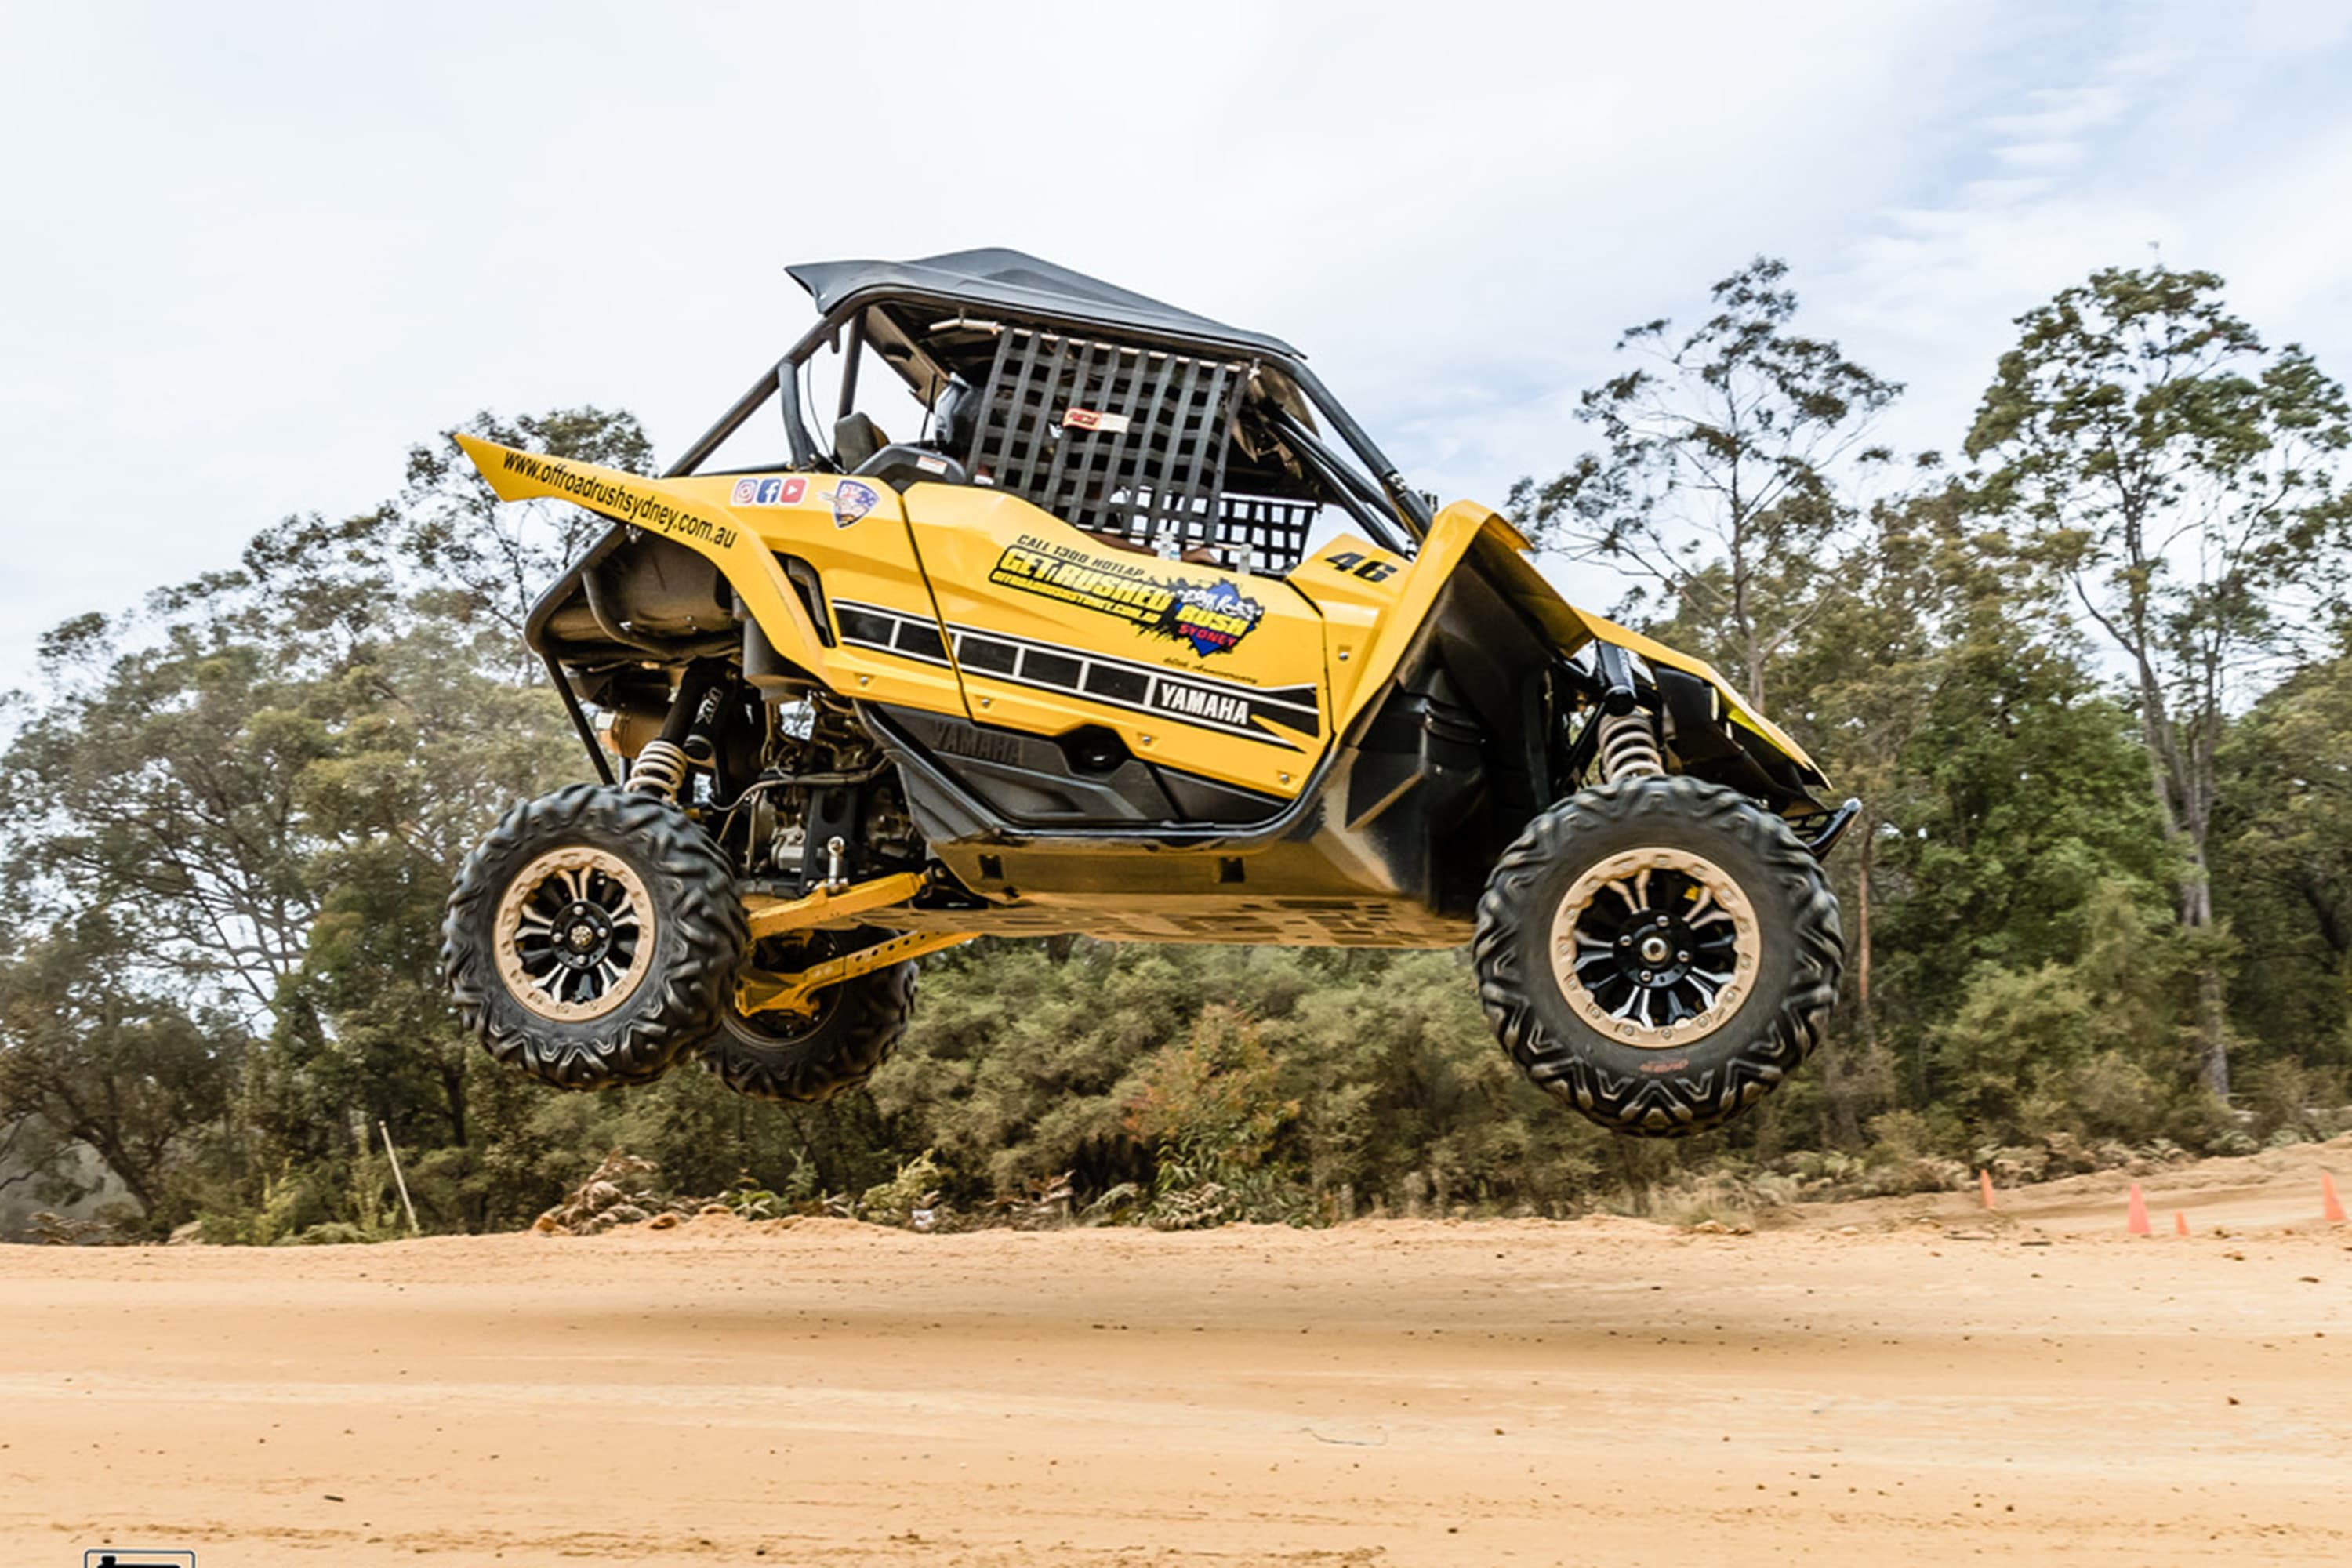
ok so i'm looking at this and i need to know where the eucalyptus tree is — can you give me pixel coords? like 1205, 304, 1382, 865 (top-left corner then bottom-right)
1511, 256, 1901, 707
1965, 265, 2352, 1096
0, 919, 242, 1227
2, 597, 345, 1020
395, 407, 654, 648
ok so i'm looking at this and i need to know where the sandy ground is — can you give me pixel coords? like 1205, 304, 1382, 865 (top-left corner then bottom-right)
6, 1142, 2352, 1566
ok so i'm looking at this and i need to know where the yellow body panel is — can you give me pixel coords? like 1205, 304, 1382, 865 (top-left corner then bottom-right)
902, 485, 1332, 798
454, 437, 1822, 792
719, 470, 963, 716
1281, 535, 1408, 720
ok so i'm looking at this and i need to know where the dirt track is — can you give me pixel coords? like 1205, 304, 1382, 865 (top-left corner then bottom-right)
7, 1142, 2352, 1566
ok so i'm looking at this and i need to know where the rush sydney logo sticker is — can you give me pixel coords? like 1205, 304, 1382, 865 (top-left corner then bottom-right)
1165, 578, 1258, 655
988, 542, 1265, 656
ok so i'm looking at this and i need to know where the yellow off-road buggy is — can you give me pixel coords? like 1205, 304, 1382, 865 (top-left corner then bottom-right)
444, 250, 1853, 1136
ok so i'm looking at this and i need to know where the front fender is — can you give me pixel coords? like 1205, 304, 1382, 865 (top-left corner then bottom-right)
1414, 501, 1828, 789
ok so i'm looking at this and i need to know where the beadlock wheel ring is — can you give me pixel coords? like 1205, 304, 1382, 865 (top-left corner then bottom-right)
493, 845, 656, 1022
1548, 845, 1761, 1049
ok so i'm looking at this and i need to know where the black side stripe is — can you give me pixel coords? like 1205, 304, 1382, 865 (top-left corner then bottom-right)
948, 623, 1321, 749
830, 601, 1323, 750
833, 600, 955, 668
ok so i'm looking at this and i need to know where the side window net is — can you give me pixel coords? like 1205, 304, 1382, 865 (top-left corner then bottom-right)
964, 327, 1314, 575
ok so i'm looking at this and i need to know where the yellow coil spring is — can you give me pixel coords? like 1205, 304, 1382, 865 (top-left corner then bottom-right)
1596, 711, 1664, 782
627, 738, 690, 801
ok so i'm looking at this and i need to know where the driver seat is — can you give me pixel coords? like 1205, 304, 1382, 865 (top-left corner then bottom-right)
833, 412, 887, 470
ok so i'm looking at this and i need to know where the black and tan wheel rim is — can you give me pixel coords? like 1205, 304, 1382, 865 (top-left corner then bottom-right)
493, 846, 655, 1022
1548, 846, 1761, 1047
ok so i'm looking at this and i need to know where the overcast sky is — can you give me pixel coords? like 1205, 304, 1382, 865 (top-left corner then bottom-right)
3, 1, 2349, 684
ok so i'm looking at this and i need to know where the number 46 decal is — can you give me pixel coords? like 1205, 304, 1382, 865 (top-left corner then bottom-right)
1320, 550, 1398, 583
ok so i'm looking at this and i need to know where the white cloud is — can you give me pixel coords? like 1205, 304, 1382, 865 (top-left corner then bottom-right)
1810, 2, 2352, 477
1, 0, 2349, 679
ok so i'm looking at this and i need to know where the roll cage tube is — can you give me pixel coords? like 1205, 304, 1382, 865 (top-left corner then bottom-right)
659, 288, 1432, 550
666, 358, 813, 477
1285, 359, 1433, 540
835, 310, 866, 423
1265, 406, 1411, 554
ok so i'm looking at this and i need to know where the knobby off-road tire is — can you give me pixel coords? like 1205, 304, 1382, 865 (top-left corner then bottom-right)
695, 940, 916, 1104
1473, 775, 1842, 1138
444, 783, 748, 1091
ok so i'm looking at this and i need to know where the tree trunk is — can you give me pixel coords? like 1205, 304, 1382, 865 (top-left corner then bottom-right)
1817, 1043, 1864, 1149
441, 1062, 468, 1149
80, 1123, 158, 1218
2129, 655, 2230, 1101
2180, 854, 2230, 1098
1745, 647, 1766, 713
1855, 832, 1875, 1050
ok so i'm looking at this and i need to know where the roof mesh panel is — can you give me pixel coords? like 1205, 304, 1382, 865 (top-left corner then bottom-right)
964, 328, 1312, 574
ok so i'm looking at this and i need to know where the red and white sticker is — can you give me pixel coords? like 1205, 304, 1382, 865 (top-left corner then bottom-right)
1062, 407, 1132, 434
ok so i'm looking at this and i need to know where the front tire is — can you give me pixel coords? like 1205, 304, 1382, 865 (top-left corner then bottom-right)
443, 784, 747, 1091
1472, 775, 1842, 1137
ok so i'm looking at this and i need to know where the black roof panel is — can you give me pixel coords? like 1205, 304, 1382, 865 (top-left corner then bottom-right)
786, 248, 1298, 359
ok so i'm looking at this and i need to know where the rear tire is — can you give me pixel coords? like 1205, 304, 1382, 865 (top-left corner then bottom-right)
1472, 775, 1842, 1137
695, 934, 916, 1104
443, 784, 746, 1091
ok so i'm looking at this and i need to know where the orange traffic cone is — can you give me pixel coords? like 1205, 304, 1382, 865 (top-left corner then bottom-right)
2175, 1210, 2190, 1236
2126, 1183, 2152, 1236
1980, 1170, 1996, 1211
2324, 1172, 2347, 1225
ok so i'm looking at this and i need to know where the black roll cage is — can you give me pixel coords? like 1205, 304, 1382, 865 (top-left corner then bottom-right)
661, 285, 1432, 559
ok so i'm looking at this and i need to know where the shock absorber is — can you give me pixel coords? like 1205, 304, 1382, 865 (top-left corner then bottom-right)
1588, 639, 1662, 782
625, 660, 726, 803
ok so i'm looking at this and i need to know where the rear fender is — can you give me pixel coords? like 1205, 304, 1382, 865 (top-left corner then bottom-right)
454, 434, 829, 672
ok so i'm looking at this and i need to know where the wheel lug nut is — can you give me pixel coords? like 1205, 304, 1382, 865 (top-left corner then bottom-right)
1678, 950, 1690, 963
